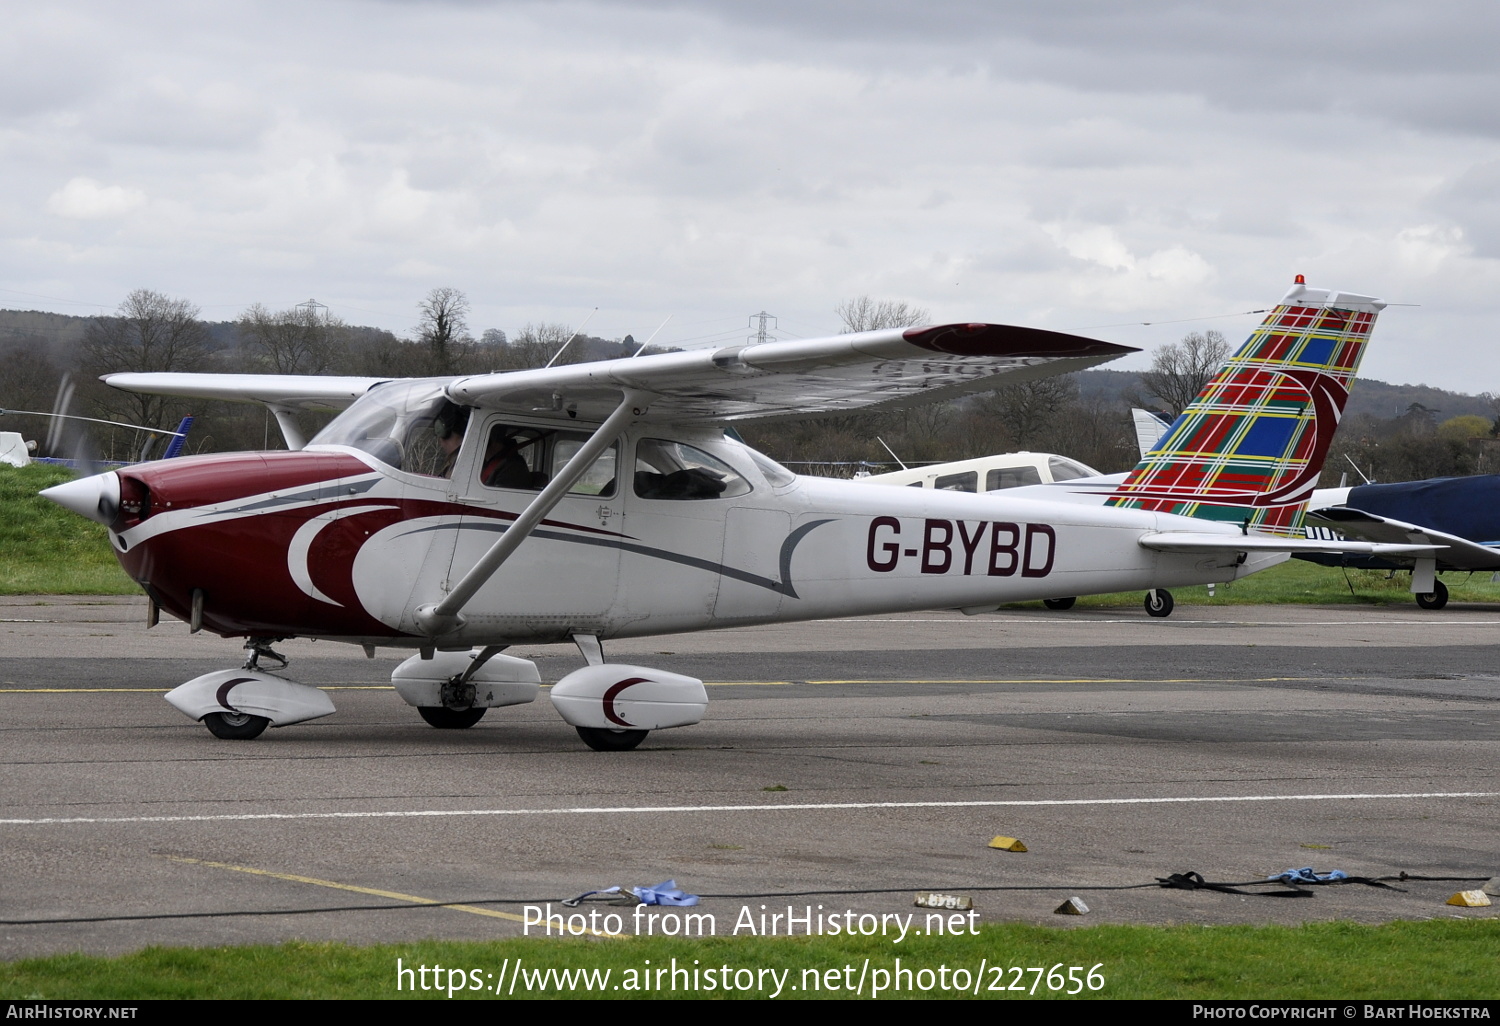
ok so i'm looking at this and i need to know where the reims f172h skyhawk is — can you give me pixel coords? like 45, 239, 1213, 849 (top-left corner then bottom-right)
43, 279, 1435, 749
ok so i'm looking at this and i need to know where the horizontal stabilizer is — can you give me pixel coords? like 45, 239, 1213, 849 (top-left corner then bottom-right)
1307, 507, 1500, 570
1138, 531, 1444, 558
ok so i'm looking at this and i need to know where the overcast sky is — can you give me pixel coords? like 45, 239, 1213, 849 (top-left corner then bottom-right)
4, 0, 1500, 391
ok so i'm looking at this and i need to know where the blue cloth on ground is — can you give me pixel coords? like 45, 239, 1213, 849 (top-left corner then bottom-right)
634, 879, 700, 906
1270, 867, 1348, 884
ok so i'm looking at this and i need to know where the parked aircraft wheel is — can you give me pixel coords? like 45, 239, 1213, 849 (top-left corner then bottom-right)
1043, 597, 1077, 611
418, 706, 487, 729
576, 726, 649, 751
1144, 589, 1175, 618
1414, 579, 1449, 610
203, 711, 270, 740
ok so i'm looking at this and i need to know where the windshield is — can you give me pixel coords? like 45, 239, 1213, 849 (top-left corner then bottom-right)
309, 380, 469, 476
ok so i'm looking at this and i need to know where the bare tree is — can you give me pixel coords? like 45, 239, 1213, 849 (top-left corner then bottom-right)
81, 289, 209, 432
416, 287, 473, 374
1139, 330, 1230, 416
980, 375, 1080, 449
835, 296, 931, 333
237, 303, 346, 374
504, 322, 579, 368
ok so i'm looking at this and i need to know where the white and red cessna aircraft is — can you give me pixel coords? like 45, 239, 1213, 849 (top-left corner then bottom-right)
43, 280, 1437, 749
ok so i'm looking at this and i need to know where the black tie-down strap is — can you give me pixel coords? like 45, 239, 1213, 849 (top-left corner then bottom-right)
1156, 870, 1408, 897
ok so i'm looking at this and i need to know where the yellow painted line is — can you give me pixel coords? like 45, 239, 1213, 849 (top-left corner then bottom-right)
0, 688, 170, 693
163, 855, 620, 937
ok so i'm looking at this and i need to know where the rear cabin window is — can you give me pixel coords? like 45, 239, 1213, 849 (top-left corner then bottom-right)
634, 439, 751, 500
986, 466, 1043, 490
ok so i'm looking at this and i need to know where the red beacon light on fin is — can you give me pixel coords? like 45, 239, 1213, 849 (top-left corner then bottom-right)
1294, 274, 1306, 284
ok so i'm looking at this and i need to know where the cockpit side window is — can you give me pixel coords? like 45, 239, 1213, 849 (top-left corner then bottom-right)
1047, 456, 1099, 481
307, 381, 469, 478
633, 439, 751, 500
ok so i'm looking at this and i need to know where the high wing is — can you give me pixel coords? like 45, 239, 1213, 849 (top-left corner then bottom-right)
102, 372, 388, 410
102, 323, 1133, 429
1305, 507, 1500, 570
446, 323, 1133, 423
101, 371, 391, 450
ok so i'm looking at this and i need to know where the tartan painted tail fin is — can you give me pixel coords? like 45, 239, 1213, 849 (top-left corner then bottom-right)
1105, 279, 1384, 536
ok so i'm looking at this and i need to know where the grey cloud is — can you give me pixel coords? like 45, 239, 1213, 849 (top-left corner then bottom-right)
1431, 159, 1500, 258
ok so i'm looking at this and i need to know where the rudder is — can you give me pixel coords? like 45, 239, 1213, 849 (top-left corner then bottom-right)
1106, 278, 1383, 536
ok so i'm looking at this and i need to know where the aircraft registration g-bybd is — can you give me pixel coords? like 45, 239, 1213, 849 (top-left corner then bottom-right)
43, 279, 1437, 749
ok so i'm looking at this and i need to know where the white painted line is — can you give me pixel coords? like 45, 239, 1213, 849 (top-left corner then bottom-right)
4, 791, 1495, 826
829, 616, 1500, 627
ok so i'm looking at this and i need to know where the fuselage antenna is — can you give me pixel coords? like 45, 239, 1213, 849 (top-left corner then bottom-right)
876, 436, 908, 471
631, 315, 673, 358
544, 307, 600, 369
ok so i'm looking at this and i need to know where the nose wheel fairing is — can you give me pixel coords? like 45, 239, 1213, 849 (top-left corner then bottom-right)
164, 669, 337, 729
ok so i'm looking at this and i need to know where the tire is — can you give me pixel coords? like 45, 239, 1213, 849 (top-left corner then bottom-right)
576, 726, 649, 751
1144, 589, 1175, 618
203, 710, 270, 740
419, 706, 487, 729
1414, 579, 1449, 610
1043, 597, 1077, 611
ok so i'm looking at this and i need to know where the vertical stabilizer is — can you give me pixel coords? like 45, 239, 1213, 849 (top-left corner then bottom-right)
1106, 280, 1383, 536
162, 416, 194, 459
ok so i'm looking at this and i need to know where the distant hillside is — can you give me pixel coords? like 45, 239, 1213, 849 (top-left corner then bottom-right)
1074, 368, 1495, 422
1, 306, 1491, 424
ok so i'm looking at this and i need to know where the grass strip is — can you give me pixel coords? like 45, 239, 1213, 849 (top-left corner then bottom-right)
3, 920, 1497, 999
0, 464, 136, 595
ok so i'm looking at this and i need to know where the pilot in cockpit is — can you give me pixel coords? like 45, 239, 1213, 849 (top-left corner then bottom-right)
429, 401, 470, 478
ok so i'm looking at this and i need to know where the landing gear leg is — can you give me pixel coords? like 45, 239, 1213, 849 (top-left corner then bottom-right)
242, 638, 288, 671
1414, 578, 1449, 610
417, 645, 508, 729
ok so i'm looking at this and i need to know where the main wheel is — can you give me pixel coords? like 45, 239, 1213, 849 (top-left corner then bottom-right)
1043, 597, 1077, 611
1414, 579, 1449, 610
203, 710, 270, 740
419, 706, 487, 729
576, 726, 649, 751
1144, 589, 1175, 618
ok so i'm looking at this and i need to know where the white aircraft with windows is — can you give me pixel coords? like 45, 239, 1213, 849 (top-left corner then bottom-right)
853, 451, 1102, 493
42, 280, 1437, 749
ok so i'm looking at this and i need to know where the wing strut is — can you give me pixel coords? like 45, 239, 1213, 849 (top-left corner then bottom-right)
413, 389, 650, 636
269, 405, 307, 451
